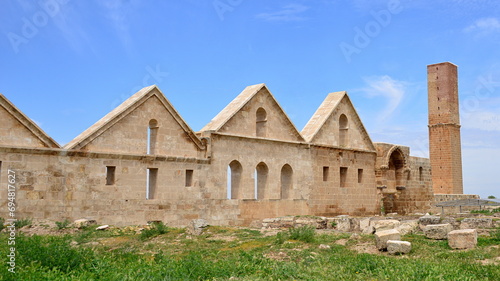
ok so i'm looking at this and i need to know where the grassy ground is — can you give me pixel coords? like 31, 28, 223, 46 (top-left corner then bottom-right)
0, 224, 499, 280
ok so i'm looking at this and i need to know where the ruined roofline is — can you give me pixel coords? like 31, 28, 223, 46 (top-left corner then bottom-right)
427, 61, 458, 68
199, 83, 305, 141
64, 85, 205, 150
0, 93, 60, 148
301, 91, 376, 151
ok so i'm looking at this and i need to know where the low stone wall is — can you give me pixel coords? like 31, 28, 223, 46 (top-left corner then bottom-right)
431, 194, 481, 214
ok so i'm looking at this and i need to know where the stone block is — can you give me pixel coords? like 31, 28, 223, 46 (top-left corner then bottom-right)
73, 219, 97, 228
423, 224, 453, 240
419, 215, 441, 226
387, 240, 411, 255
448, 229, 477, 249
460, 218, 493, 229
375, 229, 401, 250
359, 218, 374, 234
329, 217, 351, 232
397, 220, 418, 236
374, 219, 400, 232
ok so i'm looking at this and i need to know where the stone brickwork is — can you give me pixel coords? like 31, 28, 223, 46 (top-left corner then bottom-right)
428, 62, 464, 194
0, 63, 468, 226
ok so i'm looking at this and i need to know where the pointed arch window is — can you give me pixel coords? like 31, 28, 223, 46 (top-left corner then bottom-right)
280, 164, 293, 199
256, 108, 267, 137
339, 114, 348, 147
255, 162, 268, 199
227, 160, 243, 199
147, 119, 158, 154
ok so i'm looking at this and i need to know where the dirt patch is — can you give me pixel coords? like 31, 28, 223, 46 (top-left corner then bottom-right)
351, 242, 380, 255
264, 251, 290, 261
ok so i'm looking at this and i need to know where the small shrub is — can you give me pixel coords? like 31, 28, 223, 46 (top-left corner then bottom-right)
0, 217, 5, 232
491, 227, 500, 242
55, 219, 71, 230
15, 218, 32, 228
288, 226, 315, 243
274, 231, 287, 245
487, 195, 496, 199
140, 221, 169, 240
330, 221, 337, 229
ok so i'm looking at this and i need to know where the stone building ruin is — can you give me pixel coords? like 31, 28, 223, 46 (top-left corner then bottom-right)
0, 63, 469, 226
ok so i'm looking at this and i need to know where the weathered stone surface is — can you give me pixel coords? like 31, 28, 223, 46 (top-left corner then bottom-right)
318, 244, 331, 249
73, 219, 97, 228
329, 216, 351, 232
448, 229, 477, 249
419, 215, 441, 226
423, 224, 453, 240
387, 240, 411, 254
187, 219, 208, 235
375, 229, 401, 250
0, 68, 460, 226
397, 220, 418, 236
359, 218, 373, 234
460, 218, 493, 229
96, 225, 109, 230
374, 220, 400, 232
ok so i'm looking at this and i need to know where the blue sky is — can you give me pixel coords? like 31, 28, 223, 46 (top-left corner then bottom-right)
1, 0, 499, 198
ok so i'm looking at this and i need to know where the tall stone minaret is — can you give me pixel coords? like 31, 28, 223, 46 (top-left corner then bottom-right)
427, 62, 463, 194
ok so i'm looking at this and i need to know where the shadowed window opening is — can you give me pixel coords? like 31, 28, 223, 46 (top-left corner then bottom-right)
147, 119, 158, 155
185, 170, 193, 187
280, 164, 293, 199
339, 114, 348, 147
256, 108, 267, 137
146, 168, 158, 199
106, 166, 116, 185
323, 166, 329, 182
227, 160, 242, 199
255, 162, 268, 199
340, 167, 348, 187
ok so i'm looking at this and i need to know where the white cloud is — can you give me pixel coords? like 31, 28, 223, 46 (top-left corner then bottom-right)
98, 0, 141, 51
360, 75, 407, 122
464, 17, 500, 34
462, 111, 500, 131
256, 4, 309, 22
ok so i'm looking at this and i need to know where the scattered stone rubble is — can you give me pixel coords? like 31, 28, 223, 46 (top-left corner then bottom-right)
448, 229, 478, 249
423, 223, 453, 240
260, 213, 497, 253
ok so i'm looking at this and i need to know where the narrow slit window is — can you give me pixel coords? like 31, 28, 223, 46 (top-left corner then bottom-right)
357, 169, 363, 184
185, 170, 193, 187
147, 119, 158, 155
0, 161, 2, 184
106, 166, 116, 185
340, 167, 348, 187
419, 167, 423, 182
323, 166, 329, 182
146, 168, 158, 199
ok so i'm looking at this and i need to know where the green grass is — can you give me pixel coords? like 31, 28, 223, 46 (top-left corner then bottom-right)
470, 208, 500, 215
0, 226, 499, 280
139, 221, 169, 240
55, 219, 71, 230
13, 218, 32, 228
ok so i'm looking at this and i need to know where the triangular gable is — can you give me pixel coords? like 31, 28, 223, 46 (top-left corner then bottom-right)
64, 85, 204, 154
201, 84, 304, 142
0, 93, 60, 148
302, 92, 375, 151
